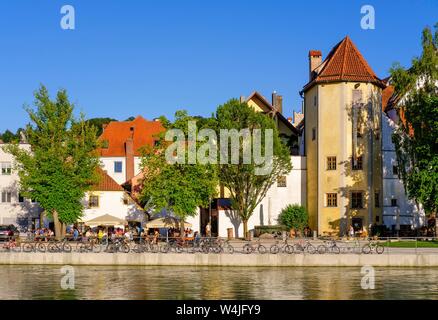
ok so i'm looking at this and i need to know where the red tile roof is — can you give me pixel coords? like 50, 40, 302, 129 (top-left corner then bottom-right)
382, 85, 395, 112
303, 36, 386, 91
92, 167, 124, 191
97, 116, 165, 157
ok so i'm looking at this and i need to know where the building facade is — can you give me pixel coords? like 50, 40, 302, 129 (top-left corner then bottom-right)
302, 37, 386, 236
0, 143, 40, 230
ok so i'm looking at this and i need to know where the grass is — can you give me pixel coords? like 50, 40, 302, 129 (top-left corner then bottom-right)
380, 240, 438, 248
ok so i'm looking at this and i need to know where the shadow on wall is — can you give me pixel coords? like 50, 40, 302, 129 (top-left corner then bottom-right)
224, 208, 241, 238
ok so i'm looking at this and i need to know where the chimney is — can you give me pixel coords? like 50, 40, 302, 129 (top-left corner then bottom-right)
272, 92, 283, 114
308, 50, 322, 81
240, 96, 246, 103
125, 127, 135, 181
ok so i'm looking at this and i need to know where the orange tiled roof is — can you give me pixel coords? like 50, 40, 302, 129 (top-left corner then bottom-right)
303, 36, 386, 91
97, 116, 165, 157
92, 167, 124, 191
382, 85, 395, 112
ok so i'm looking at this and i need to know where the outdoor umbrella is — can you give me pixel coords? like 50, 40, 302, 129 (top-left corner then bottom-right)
85, 214, 128, 227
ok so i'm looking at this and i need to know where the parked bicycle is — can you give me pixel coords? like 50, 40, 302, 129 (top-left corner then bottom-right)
78, 238, 102, 253
317, 240, 341, 254
340, 239, 361, 254
216, 239, 234, 254
47, 238, 72, 253
105, 237, 130, 253
362, 240, 385, 254
243, 239, 267, 254
270, 239, 294, 254
293, 239, 316, 254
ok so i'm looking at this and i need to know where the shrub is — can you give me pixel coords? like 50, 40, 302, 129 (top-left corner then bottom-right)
278, 204, 308, 232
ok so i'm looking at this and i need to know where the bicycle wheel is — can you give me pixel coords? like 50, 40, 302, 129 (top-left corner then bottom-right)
62, 243, 72, 253
160, 244, 170, 253
226, 245, 234, 254
332, 246, 341, 254
242, 244, 252, 254
317, 245, 327, 254
306, 245, 316, 254
175, 245, 183, 253
284, 245, 294, 254
106, 244, 116, 253
270, 245, 279, 254
121, 244, 130, 253
48, 243, 58, 253
23, 243, 34, 253
376, 244, 384, 254
133, 244, 144, 253
362, 245, 371, 254
36, 243, 46, 253
150, 244, 159, 253
257, 245, 267, 254
93, 244, 102, 253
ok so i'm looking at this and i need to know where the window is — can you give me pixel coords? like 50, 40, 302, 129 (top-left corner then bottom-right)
114, 161, 123, 173
18, 193, 24, 203
352, 156, 363, 170
1, 191, 12, 203
376, 216, 380, 223
393, 165, 398, 176
327, 156, 337, 170
326, 193, 337, 207
277, 176, 287, 188
374, 191, 380, 208
391, 199, 398, 207
312, 128, 316, 141
351, 192, 363, 209
89, 195, 99, 208
1, 162, 12, 175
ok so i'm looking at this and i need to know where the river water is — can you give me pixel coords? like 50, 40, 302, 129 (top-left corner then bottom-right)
0, 265, 437, 300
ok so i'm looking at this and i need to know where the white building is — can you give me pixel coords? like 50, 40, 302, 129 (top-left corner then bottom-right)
81, 168, 145, 229
0, 142, 40, 230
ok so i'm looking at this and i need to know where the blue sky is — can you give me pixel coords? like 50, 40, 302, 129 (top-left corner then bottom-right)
0, 0, 436, 131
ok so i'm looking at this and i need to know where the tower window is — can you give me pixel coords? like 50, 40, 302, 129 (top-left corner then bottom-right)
327, 156, 337, 170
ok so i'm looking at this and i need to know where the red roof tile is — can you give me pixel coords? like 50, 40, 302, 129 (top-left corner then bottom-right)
97, 116, 165, 157
92, 167, 124, 191
382, 85, 395, 112
303, 36, 385, 91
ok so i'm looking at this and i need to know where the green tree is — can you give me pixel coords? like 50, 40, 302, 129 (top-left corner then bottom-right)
278, 204, 308, 234
390, 24, 438, 222
214, 99, 292, 238
139, 110, 218, 234
0, 130, 17, 143
3, 85, 100, 239
85, 117, 116, 136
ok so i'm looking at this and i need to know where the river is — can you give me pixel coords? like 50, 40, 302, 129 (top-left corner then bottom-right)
0, 265, 437, 299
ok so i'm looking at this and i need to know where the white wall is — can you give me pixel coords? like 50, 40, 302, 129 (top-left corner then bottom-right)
82, 191, 144, 223
0, 143, 40, 229
99, 157, 126, 184
187, 156, 307, 238
381, 113, 425, 228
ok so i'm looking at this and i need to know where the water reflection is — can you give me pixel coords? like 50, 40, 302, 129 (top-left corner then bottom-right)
0, 265, 437, 300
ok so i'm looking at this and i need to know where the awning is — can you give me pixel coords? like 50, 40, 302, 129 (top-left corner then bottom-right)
84, 214, 127, 227
145, 217, 192, 229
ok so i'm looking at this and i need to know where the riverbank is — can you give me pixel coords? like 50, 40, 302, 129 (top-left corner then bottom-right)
2, 252, 438, 267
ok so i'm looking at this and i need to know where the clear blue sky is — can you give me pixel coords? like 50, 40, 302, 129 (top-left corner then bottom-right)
0, 0, 436, 131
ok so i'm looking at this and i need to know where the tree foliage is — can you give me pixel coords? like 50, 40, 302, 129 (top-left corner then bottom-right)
85, 117, 116, 136
139, 110, 218, 226
390, 24, 438, 215
3, 85, 100, 237
213, 99, 292, 237
278, 204, 308, 232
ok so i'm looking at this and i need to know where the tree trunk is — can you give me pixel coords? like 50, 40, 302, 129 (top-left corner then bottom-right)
243, 220, 248, 240
52, 210, 62, 240
180, 220, 185, 239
